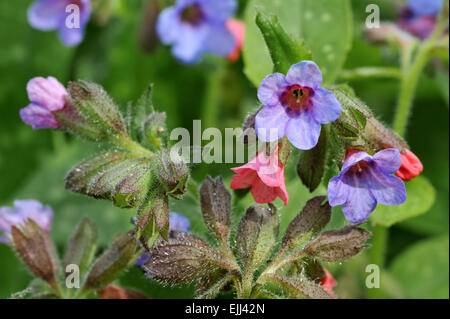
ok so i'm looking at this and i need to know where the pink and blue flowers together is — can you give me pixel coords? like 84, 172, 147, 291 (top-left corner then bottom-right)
156, 0, 237, 63
20, 76, 67, 129
28, 0, 91, 46
328, 149, 407, 223
0, 200, 53, 244
256, 61, 341, 150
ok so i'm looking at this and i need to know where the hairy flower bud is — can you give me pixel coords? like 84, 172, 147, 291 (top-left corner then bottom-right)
159, 150, 189, 198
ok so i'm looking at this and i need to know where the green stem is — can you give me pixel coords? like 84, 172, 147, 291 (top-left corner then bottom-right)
367, 4, 448, 299
201, 60, 226, 129
339, 67, 402, 81
393, 12, 448, 136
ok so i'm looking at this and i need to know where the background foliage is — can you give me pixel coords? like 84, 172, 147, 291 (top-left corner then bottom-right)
0, 0, 448, 298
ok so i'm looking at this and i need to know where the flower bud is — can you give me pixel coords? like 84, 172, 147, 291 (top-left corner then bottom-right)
11, 220, 60, 292
158, 150, 189, 198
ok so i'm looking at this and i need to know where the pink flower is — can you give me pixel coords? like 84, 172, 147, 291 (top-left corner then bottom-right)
320, 269, 337, 296
230, 146, 288, 206
396, 148, 423, 181
226, 19, 245, 62
20, 76, 67, 129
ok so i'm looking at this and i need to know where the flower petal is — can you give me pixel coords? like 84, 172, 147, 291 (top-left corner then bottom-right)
310, 88, 341, 124
199, 0, 237, 22
286, 61, 323, 88
341, 151, 372, 174
27, 76, 67, 111
169, 212, 191, 232
285, 111, 321, 150
230, 169, 257, 189
20, 103, 59, 129
341, 180, 377, 223
373, 148, 402, 174
206, 25, 235, 56
257, 73, 288, 107
366, 168, 406, 206
408, 0, 443, 16
58, 24, 85, 46
28, 0, 67, 31
396, 148, 423, 181
171, 25, 209, 63
255, 104, 289, 142
327, 176, 349, 206
156, 7, 182, 45
250, 178, 278, 204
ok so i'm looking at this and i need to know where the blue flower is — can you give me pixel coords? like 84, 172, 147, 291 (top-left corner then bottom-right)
0, 200, 53, 245
156, 0, 237, 63
135, 212, 191, 266
327, 149, 407, 223
28, 0, 91, 46
255, 61, 341, 150
407, 0, 443, 17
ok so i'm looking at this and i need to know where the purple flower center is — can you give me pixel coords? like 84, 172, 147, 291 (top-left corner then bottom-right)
346, 160, 372, 176
280, 84, 314, 116
181, 4, 204, 25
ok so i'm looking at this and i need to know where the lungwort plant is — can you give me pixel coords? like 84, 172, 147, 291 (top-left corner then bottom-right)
141, 177, 371, 299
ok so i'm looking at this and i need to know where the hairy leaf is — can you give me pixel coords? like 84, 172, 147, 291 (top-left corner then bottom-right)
281, 196, 331, 252
63, 218, 97, 277
84, 232, 136, 290
11, 220, 60, 290
304, 225, 371, 261
142, 233, 231, 284
236, 205, 279, 271
200, 176, 231, 244
265, 273, 334, 299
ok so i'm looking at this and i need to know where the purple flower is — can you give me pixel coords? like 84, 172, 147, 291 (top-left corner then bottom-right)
20, 76, 67, 129
407, 0, 443, 17
28, 0, 91, 46
156, 0, 237, 63
255, 61, 341, 150
135, 212, 191, 266
327, 149, 407, 223
0, 200, 53, 245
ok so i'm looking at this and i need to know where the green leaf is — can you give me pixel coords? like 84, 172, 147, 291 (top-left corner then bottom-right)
83, 232, 137, 290
236, 204, 279, 271
370, 176, 436, 227
304, 225, 371, 262
281, 196, 331, 252
263, 273, 333, 299
199, 176, 231, 244
243, 0, 353, 86
63, 218, 97, 277
390, 235, 449, 298
65, 150, 154, 209
142, 233, 231, 284
297, 129, 328, 192
255, 12, 312, 75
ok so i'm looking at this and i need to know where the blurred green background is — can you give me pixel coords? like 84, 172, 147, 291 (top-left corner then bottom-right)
0, 0, 448, 298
